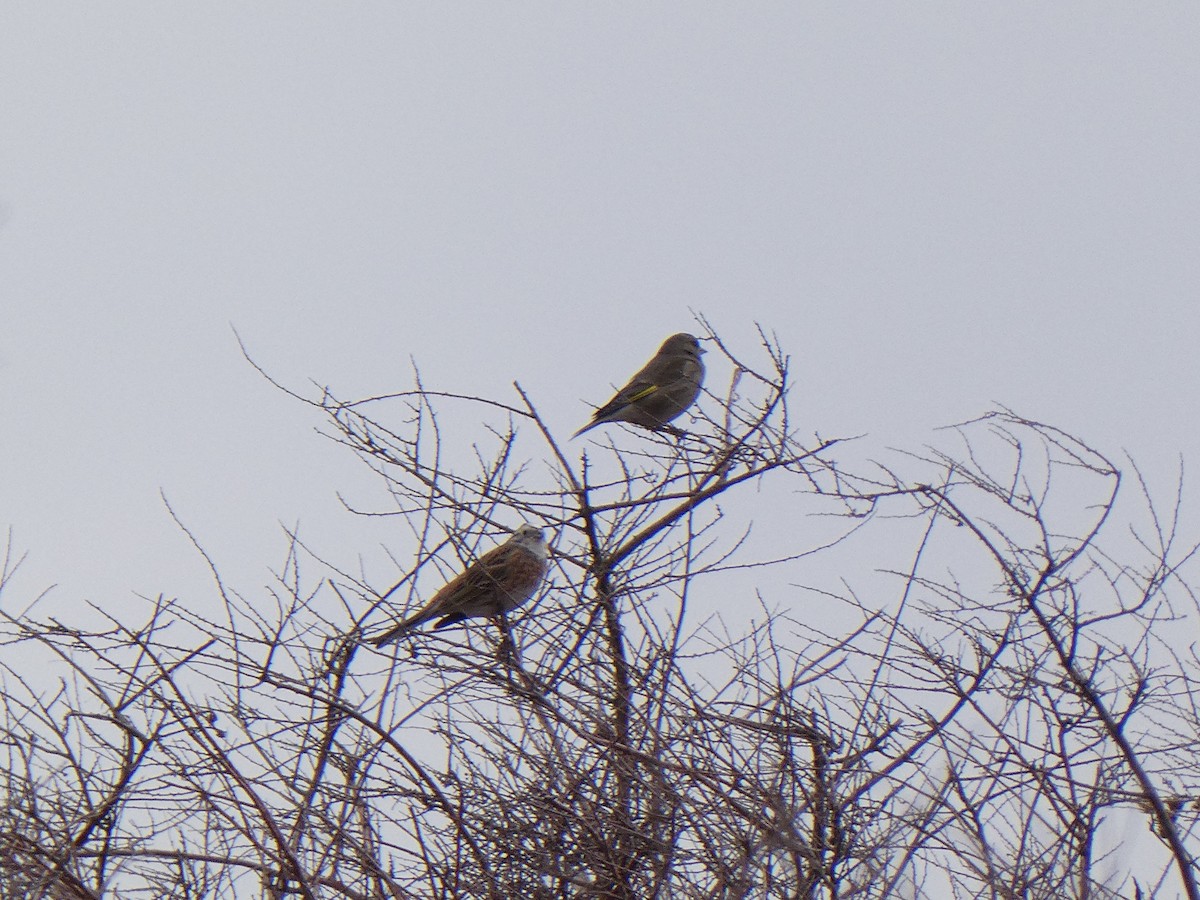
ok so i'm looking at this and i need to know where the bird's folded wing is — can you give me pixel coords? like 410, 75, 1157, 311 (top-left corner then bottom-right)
595, 380, 659, 417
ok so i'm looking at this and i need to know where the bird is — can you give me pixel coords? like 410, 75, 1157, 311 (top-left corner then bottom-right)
371, 524, 550, 645
572, 332, 706, 438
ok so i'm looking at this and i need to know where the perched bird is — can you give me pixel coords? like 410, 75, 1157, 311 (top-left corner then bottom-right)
572, 333, 706, 438
371, 524, 550, 645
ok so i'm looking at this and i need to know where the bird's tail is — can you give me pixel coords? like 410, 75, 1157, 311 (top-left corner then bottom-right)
370, 611, 430, 646
570, 420, 600, 439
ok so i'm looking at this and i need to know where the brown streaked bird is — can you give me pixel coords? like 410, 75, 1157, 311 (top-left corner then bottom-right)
572, 332, 705, 438
371, 524, 550, 645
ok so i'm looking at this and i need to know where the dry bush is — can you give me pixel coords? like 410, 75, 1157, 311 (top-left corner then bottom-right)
1, 325, 1197, 899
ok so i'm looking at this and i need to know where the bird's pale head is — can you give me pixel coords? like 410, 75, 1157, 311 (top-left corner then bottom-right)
510, 524, 550, 560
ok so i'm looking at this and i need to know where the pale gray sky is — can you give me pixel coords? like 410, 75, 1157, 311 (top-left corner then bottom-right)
1, 5, 1197, 623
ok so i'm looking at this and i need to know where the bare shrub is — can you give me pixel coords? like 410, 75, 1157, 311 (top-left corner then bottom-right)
1, 327, 1197, 899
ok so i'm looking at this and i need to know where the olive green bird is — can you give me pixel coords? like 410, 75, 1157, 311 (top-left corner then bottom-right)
572, 333, 706, 438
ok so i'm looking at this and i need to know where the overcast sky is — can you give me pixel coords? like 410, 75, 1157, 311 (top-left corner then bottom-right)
1, 5, 1197, 624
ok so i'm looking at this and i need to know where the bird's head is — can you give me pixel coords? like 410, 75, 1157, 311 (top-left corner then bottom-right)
510, 524, 551, 560
661, 333, 705, 357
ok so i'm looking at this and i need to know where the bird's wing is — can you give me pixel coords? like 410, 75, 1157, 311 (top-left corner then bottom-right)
371, 544, 506, 644
593, 351, 694, 417
454, 542, 520, 594
592, 379, 659, 418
